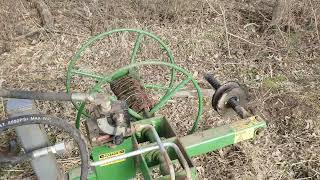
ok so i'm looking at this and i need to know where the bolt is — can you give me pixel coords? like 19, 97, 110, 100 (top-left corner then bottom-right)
204, 74, 221, 90
204, 74, 246, 117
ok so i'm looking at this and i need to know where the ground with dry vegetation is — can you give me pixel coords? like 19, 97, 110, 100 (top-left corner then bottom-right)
0, 0, 319, 179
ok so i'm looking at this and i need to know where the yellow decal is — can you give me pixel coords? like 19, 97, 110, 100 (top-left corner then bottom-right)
98, 149, 125, 166
230, 116, 259, 143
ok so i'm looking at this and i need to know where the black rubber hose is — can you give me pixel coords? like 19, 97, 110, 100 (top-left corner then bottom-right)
0, 89, 72, 101
0, 153, 32, 165
0, 114, 89, 180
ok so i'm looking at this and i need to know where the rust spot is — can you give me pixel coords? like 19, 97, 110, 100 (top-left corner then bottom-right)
111, 75, 153, 113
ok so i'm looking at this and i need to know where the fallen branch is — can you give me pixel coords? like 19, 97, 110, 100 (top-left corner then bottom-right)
33, 0, 54, 31
309, 0, 320, 44
270, 0, 287, 26
227, 32, 277, 51
12, 29, 41, 41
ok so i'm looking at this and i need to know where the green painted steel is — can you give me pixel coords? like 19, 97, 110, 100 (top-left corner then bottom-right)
149, 78, 191, 114
140, 153, 153, 180
180, 116, 267, 157
68, 116, 266, 180
91, 138, 136, 180
181, 124, 235, 157
68, 167, 97, 180
66, 29, 176, 125
160, 167, 197, 180
65, 29, 204, 134
92, 61, 204, 134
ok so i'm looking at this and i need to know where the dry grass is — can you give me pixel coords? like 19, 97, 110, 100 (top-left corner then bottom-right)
0, 0, 319, 179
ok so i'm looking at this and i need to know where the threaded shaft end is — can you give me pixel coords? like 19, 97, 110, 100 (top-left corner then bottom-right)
204, 74, 221, 90
227, 97, 239, 109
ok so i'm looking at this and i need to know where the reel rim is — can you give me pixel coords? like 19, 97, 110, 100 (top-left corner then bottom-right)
66, 29, 177, 127
66, 29, 204, 134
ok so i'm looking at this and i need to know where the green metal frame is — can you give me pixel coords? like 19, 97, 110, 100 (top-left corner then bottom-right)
68, 116, 266, 180
65, 29, 267, 180
66, 29, 176, 126
66, 29, 203, 134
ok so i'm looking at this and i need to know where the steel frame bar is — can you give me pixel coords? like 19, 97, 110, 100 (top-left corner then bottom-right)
181, 116, 266, 157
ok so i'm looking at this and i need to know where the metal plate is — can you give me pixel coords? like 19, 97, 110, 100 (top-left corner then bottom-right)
211, 82, 248, 117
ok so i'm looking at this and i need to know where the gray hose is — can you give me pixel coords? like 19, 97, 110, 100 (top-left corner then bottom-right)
0, 114, 89, 180
0, 89, 72, 101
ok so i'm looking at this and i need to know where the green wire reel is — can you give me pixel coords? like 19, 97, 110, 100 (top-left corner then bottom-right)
66, 29, 203, 134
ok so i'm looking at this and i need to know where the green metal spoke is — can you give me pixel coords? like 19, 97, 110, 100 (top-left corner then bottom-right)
75, 102, 86, 129
71, 69, 105, 80
130, 33, 144, 64
149, 78, 191, 114
144, 84, 169, 90
128, 108, 144, 120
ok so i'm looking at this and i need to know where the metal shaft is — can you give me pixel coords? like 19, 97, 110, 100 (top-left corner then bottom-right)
204, 74, 221, 89
204, 74, 248, 118
89, 142, 192, 179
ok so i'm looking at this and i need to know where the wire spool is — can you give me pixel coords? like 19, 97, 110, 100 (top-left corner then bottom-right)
110, 75, 153, 113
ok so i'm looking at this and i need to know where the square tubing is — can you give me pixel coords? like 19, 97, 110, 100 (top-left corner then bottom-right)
180, 116, 266, 157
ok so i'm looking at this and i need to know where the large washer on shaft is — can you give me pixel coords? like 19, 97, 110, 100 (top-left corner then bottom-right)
212, 81, 248, 117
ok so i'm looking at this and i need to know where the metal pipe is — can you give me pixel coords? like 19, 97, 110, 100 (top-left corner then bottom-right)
164, 142, 192, 180
90, 144, 159, 166
90, 142, 191, 179
1, 142, 67, 165
32, 142, 66, 158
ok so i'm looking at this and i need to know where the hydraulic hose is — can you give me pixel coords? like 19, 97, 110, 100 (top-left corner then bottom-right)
0, 89, 94, 102
0, 89, 72, 101
0, 114, 89, 180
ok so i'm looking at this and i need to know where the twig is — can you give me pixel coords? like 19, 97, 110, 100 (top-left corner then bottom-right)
2, 169, 25, 172
227, 32, 277, 51
50, 29, 87, 38
309, 0, 320, 44
276, 25, 287, 46
291, 160, 318, 167
205, 0, 222, 16
219, 5, 231, 58
12, 28, 87, 41
257, 10, 271, 22
295, 177, 314, 180
271, 0, 287, 26
12, 29, 42, 41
